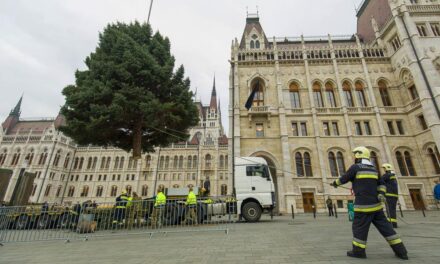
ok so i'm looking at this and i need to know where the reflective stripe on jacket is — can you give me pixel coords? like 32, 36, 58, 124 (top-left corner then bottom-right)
335, 161, 385, 212
382, 172, 398, 197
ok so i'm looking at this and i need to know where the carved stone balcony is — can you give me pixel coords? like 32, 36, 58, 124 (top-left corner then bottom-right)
248, 105, 271, 127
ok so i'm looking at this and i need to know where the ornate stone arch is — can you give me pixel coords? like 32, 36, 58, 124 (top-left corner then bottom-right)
247, 150, 280, 169
287, 79, 303, 89
291, 147, 314, 155
326, 146, 346, 154
399, 68, 414, 84
247, 74, 269, 92
376, 77, 391, 87
422, 142, 438, 153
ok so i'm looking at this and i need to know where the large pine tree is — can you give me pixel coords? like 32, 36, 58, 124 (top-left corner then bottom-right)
60, 22, 198, 158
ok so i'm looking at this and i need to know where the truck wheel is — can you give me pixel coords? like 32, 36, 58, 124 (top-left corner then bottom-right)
15, 215, 29, 230
242, 202, 262, 222
37, 215, 50, 229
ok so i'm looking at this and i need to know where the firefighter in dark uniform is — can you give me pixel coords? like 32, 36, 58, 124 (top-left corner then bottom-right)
382, 163, 399, 228
331, 146, 408, 260
113, 190, 130, 226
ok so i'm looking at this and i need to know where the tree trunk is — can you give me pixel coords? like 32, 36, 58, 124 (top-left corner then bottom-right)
132, 119, 143, 159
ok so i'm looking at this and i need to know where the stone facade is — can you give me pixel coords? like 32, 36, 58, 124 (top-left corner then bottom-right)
0, 81, 230, 205
229, 0, 440, 213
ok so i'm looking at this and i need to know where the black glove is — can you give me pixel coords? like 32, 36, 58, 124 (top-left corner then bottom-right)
331, 181, 338, 188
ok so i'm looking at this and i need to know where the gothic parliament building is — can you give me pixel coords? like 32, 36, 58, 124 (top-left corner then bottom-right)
1, 0, 440, 213
229, 0, 440, 213
0, 80, 229, 205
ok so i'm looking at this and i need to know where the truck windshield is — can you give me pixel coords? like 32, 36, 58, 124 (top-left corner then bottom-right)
246, 165, 271, 180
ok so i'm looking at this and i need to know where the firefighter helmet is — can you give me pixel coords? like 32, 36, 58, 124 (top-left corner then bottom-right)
121, 190, 127, 195
382, 163, 394, 171
352, 146, 370, 160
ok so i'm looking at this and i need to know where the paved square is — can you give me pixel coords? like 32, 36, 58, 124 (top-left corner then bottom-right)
1, 211, 439, 264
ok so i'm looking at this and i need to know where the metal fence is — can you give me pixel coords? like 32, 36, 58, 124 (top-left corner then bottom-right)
0, 197, 237, 244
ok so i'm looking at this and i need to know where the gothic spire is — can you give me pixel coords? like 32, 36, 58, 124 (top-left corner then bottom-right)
209, 75, 217, 110
10, 96, 23, 117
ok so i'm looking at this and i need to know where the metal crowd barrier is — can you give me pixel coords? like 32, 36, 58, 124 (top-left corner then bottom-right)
0, 197, 237, 244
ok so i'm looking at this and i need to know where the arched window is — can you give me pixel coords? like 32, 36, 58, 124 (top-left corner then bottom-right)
337, 152, 346, 175
114, 157, 120, 169
172, 184, 180, 188
205, 154, 212, 168
100, 157, 106, 169
128, 157, 133, 169
26, 149, 35, 165
343, 81, 355, 107
328, 152, 338, 177
39, 148, 48, 166
250, 40, 255, 49
110, 186, 118, 197
396, 151, 417, 176
173, 155, 178, 168
378, 80, 392, 106
251, 79, 264, 107
44, 184, 52, 197
73, 157, 79, 169
355, 81, 368, 107
219, 155, 224, 169
67, 186, 75, 197
56, 185, 62, 197
225, 155, 228, 168
0, 149, 7, 166
11, 149, 21, 166
159, 156, 164, 169
165, 156, 170, 169
187, 156, 192, 169
81, 186, 89, 197
63, 153, 71, 169
370, 151, 380, 173
255, 40, 260, 49
106, 157, 111, 169
295, 153, 304, 177
96, 186, 104, 197
119, 157, 124, 169
325, 82, 337, 107
53, 150, 61, 167
221, 184, 228, 195
193, 155, 198, 169
428, 147, 440, 174
145, 155, 152, 169
87, 157, 93, 169
313, 82, 324, 107
92, 157, 97, 169
141, 185, 148, 196
404, 151, 416, 176
289, 82, 301, 108
78, 157, 84, 170
304, 152, 313, 177
126, 185, 132, 195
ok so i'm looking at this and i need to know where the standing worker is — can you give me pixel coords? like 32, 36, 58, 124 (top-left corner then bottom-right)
182, 186, 198, 225
382, 163, 399, 228
113, 190, 130, 226
326, 197, 334, 217
331, 146, 408, 260
151, 186, 166, 229
434, 179, 440, 209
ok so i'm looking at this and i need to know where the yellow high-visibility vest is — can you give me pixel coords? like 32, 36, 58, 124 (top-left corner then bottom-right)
155, 192, 166, 207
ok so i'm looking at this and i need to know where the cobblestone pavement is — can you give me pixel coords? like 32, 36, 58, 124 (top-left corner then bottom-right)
1, 211, 439, 264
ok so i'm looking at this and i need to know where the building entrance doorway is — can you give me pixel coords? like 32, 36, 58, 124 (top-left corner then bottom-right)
302, 192, 315, 213
409, 189, 425, 210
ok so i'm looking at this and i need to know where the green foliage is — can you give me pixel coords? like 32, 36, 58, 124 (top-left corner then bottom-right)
60, 22, 198, 157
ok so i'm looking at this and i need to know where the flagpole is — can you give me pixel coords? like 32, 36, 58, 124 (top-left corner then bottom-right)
147, 0, 154, 25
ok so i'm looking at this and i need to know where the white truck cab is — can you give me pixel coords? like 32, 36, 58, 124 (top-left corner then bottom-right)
234, 157, 275, 222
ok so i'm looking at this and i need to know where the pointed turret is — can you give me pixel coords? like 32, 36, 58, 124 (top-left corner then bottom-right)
209, 75, 217, 110
2, 96, 23, 134
239, 12, 269, 50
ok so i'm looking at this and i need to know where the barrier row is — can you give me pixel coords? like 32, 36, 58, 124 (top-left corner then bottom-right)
0, 197, 237, 244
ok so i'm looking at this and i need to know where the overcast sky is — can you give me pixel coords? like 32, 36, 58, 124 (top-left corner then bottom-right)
0, 0, 363, 135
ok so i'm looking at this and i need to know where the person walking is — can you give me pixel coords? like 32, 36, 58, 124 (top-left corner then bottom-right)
151, 186, 166, 229
182, 187, 198, 225
382, 163, 399, 228
326, 197, 334, 217
434, 180, 440, 209
331, 146, 408, 260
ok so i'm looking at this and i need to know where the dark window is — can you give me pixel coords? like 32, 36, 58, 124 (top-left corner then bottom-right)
370, 151, 380, 173
323, 122, 330, 136
295, 153, 304, 177
337, 200, 344, 208
364, 122, 372, 135
404, 151, 417, 176
325, 82, 337, 107
332, 122, 340, 136
328, 152, 338, 177
355, 81, 368, 107
246, 165, 269, 178
428, 147, 440, 174
336, 152, 346, 175
304, 152, 313, 177
256, 123, 264, 137
289, 83, 301, 108
387, 121, 396, 135
409, 85, 419, 100
396, 121, 405, 135
343, 81, 355, 107
252, 80, 264, 107
355, 122, 362, 135
301, 122, 308, 136
418, 115, 428, 130
292, 122, 299, 136
378, 81, 392, 106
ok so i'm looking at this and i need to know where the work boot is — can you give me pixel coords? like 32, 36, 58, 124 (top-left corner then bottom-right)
392, 243, 408, 260
347, 250, 366, 259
